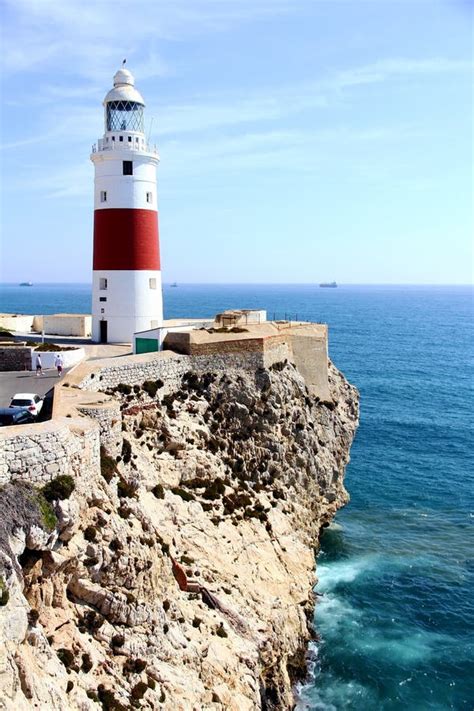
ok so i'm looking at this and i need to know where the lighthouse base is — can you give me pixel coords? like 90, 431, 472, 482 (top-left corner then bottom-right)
92, 269, 163, 344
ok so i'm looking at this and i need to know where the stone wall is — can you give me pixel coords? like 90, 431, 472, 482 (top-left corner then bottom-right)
0, 346, 32, 372
78, 351, 273, 393
77, 402, 122, 456
0, 418, 99, 487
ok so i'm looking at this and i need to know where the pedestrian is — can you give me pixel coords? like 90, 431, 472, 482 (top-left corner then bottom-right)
54, 353, 64, 377
35, 354, 43, 376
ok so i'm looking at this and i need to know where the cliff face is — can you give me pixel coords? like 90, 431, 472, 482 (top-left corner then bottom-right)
0, 360, 358, 711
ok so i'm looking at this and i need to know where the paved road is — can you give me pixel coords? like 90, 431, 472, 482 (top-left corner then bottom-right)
0, 369, 69, 408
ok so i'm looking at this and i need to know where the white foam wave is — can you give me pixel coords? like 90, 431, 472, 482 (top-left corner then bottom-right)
316, 555, 379, 593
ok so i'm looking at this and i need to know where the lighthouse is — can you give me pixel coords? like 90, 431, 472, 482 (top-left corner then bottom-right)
91, 65, 162, 343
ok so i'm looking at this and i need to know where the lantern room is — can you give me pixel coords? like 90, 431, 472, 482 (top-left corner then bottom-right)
103, 67, 145, 134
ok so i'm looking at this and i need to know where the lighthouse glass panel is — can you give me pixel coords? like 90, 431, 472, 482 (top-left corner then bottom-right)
106, 101, 144, 132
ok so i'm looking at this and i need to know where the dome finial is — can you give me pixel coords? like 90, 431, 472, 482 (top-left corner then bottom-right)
122, 58, 126, 66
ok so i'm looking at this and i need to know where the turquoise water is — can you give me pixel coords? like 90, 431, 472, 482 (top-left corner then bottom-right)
1, 283, 473, 709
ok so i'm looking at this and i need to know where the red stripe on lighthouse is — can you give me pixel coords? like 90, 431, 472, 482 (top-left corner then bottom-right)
93, 209, 160, 270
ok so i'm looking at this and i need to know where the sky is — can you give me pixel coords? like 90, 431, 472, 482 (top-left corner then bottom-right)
0, 0, 472, 284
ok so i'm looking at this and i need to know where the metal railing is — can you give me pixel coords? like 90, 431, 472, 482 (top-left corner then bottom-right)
91, 139, 159, 155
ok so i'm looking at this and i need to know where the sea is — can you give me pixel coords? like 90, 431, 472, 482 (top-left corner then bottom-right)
1, 282, 473, 710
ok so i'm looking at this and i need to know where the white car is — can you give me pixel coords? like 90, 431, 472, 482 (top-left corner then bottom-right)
9, 393, 44, 417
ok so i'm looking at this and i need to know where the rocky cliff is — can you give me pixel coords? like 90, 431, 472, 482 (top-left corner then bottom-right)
0, 360, 358, 710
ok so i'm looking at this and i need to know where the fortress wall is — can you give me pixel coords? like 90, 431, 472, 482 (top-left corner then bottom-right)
0, 346, 32, 372
76, 401, 122, 456
78, 350, 269, 393
290, 334, 330, 401
0, 418, 99, 487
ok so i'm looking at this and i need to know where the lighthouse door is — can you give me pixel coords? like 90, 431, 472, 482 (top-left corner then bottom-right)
100, 320, 108, 343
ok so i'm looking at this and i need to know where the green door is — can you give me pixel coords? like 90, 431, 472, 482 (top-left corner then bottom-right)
136, 338, 158, 354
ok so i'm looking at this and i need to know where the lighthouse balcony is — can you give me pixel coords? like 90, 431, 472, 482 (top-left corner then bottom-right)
92, 138, 158, 155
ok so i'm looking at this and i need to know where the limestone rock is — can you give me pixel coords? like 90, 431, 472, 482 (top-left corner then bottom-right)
0, 359, 358, 710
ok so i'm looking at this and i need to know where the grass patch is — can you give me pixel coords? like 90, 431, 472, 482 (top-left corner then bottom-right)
37, 493, 57, 531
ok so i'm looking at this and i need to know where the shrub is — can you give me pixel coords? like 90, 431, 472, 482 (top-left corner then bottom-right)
202, 478, 226, 500
79, 610, 104, 634
82, 653, 93, 673
37, 493, 57, 531
133, 385, 141, 394
118, 505, 131, 519
83, 526, 97, 542
121, 439, 132, 464
100, 446, 118, 483
116, 383, 132, 395
131, 682, 148, 701
117, 476, 137, 499
142, 380, 161, 397
42, 475, 75, 502
111, 634, 125, 648
124, 658, 147, 674
97, 685, 128, 711
0, 577, 9, 606
151, 484, 164, 499
34, 343, 77, 352
171, 487, 195, 502
216, 624, 228, 638
28, 608, 40, 625
66, 680, 74, 693
162, 599, 170, 612
57, 648, 75, 668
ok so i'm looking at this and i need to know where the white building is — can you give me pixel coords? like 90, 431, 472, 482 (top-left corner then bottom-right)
90, 65, 163, 343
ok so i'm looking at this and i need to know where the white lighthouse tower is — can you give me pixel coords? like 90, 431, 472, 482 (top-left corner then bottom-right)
91, 65, 163, 343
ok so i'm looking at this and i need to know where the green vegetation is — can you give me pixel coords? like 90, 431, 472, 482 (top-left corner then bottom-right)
37, 493, 57, 531
83, 525, 97, 542
151, 483, 164, 499
111, 634, 125, 648
81, 653, 93, 673
100, 446, 118, 483
42, 475, 75, 502
171, 487, 195, 502
124, 658, 147, 674
121, 439, 132, 464
115, 383, 132, 395
34, 343, 77, 352
142, 379, 160, 397
202, 477, 226, 500
57, 648, 75, 668
0, 577, 9, 606
131, 682, 148, 701
117, 476, 138, 498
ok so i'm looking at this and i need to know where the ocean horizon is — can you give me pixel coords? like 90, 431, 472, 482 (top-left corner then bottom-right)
1, 282, 473, 709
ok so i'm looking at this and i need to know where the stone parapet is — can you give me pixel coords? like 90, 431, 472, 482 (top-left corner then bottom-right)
0, 346, 32, 372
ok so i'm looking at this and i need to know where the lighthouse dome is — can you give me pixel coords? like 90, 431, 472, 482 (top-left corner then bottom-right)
103, 66, 145, 106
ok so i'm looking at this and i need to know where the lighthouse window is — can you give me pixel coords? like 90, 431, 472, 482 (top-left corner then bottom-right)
123, 161, 133, 175
100, 191, 107, 203
99, 297, 107, 302
99, 278, 108, 290
149, 278, 157, 289
128, 136, 132, 142
119, 136, 123, 142
146, 192, 152, 203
